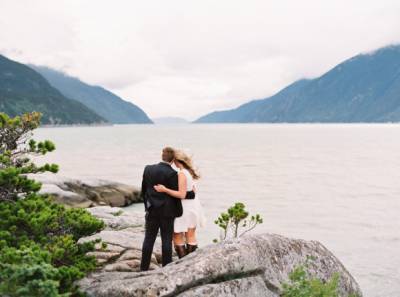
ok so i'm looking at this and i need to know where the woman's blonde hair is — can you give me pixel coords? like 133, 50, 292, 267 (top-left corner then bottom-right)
174, 150, 200, 180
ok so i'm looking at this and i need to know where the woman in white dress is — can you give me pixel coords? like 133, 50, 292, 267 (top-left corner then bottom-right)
154, 150, 205, 258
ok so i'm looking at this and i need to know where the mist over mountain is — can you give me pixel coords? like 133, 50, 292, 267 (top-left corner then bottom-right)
31, 66, 152, 124
153, 117, 188, 124
196, 45, 400, 123
0, 55, 105, 125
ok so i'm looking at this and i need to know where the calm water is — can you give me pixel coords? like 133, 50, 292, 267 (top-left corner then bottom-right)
35, 124, 400, 297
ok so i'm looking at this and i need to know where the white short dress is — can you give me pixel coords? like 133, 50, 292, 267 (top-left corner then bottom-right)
174, 169, 206, 233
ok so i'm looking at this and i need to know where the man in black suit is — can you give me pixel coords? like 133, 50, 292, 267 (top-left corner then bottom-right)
140, 147, 195, 271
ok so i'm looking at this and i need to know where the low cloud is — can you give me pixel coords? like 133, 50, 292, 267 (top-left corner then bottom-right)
1, 0, 400, 120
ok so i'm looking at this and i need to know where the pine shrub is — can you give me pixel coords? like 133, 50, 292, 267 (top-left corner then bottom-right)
0, 112, 104, 296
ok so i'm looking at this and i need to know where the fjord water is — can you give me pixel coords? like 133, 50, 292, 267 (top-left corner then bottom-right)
35, 124, 400, 297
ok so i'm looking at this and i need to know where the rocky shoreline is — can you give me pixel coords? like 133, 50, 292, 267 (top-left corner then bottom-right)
34, 175, 362, 296
79, 206, 161, 272
34, 174, 142, 208
78, 206, 363, 297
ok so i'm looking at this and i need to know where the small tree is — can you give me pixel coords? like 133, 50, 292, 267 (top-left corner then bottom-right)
0, 112, 58, 203
214, 202, 263, 242
0, 112, 104, 296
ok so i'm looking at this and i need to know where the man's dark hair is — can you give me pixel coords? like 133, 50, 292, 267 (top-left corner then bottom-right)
162, 147, 175, 163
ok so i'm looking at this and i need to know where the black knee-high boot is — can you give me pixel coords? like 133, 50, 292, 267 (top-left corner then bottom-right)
186, 243, 198, 254
175, 245, 187, 259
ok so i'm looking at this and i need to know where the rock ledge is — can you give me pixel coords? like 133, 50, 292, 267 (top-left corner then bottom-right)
34, 174, 142, 207
78, 207, 362, 297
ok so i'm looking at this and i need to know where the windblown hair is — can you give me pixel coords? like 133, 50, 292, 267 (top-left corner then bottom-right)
174, 150, 200, 180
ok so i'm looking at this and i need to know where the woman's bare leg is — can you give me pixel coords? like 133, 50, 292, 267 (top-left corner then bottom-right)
186, 228, 197, 244
173, 232, 185, 246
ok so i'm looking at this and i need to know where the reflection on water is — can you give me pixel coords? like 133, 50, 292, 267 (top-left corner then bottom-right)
35, 124, 400, 297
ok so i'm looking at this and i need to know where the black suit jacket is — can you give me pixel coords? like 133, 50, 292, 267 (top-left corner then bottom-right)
141, 162, 183, 218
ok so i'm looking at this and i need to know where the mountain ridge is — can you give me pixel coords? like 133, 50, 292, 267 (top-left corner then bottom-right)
31, 66, 152, 124
196, 44, 400, 123
0, 55, 106, 125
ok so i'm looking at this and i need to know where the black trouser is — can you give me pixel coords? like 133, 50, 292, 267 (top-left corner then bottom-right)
140, 207, 175, 271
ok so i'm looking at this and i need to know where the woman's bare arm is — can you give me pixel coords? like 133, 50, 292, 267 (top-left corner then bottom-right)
154, 172, 187, 199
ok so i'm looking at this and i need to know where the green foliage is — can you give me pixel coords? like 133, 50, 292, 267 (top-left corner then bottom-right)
281, 259, 360, 297
0, 262, 61, 297
281, 264, 340, 297
214, 202, 263, 242
0, 112, 104, 296
0, 112, 59, 203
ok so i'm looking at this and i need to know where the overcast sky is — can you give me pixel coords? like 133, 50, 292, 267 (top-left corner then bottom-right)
1, 0, 400, 120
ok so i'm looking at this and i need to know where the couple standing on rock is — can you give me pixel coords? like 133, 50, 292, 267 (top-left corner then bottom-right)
140, 147, 206, 271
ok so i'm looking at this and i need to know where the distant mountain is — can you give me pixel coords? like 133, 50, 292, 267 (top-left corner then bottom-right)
31, 66, 152, 124
153, 117, 189, 124
0, 55, 105, 125
196, 45, 400, 123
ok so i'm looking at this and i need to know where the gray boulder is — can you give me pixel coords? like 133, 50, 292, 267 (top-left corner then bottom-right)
79, 233, 362, 297
78, 206, 162, 273
86, 206, 143, 230
33, 174, 142, 207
